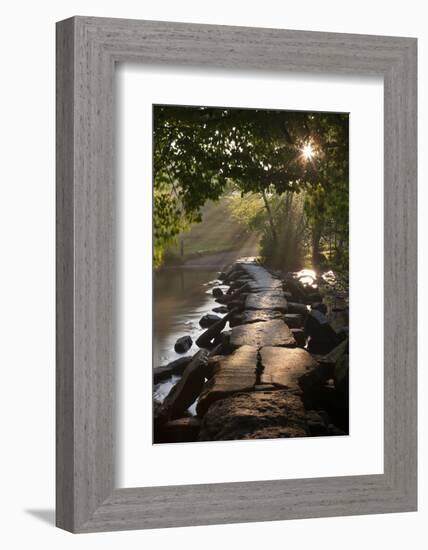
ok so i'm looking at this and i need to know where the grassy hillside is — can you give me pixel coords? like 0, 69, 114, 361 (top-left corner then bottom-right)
164, 198, 258, 263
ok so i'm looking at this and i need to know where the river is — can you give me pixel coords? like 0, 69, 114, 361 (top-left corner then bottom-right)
153, 267, 228, 404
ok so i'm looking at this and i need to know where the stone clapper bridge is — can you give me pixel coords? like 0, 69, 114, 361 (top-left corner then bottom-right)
155, 258, 348, 443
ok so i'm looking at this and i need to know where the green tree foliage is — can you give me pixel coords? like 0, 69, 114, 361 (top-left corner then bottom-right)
227, 191, 266, 230
259, 191, 307, 270
153, 105, 349, 272
227, 190, 306, 270
301, 113, 349, 272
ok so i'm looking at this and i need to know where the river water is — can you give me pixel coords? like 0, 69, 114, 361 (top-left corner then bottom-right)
153, 268, 228, 403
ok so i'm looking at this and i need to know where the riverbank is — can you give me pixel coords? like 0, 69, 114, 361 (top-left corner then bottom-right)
154, 258, 349, 443
162, 234, 260, 271
162, 196, 260, 269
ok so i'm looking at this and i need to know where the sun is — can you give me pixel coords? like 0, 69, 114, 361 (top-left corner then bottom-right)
301, 143, 314, 160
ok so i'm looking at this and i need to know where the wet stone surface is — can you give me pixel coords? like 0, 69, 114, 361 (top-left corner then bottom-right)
196, 345, 258, 417
245, 292, 288, 312
230, 309, 283, 327
230, 320, 296, 349
199, 390, 309, 441
260, 346, 321, 391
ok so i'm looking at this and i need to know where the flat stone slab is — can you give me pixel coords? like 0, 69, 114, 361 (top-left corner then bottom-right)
240, 262, 275, 278
260, 346, 320, 391
199, 390, 308, 441
239, 262, 282, 287
231, 309, 283, 326
245, 280, 283, 293
245, 292, 288, 312
230, 320, 296, 349
196, 345, 258, 417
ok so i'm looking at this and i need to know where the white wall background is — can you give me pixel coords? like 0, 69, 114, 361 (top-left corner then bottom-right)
0, 1, 424, 548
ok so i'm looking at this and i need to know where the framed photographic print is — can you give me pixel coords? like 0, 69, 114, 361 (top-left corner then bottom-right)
56, 16, 417, 532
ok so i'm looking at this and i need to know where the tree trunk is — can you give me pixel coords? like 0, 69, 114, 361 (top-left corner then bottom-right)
261, 189, 278, 243
312, 223, 322, 268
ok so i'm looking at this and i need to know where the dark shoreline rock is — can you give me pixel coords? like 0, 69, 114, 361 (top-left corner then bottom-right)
291, 328, 306, 348
304, 310, 341, 354
155, 417, 202, 444
212, 287, 224, 298
284, 313, 305, 328
287, 302, 309, 315
199, 313, 221, 329
212, 305, 228, 314
174, 335, 193, 354
159, 349, 210, 421
153, 356, 193, 384
311, 302, 327, 315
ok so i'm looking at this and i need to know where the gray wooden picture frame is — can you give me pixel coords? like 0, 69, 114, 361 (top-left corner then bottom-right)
56, 16, 417, 533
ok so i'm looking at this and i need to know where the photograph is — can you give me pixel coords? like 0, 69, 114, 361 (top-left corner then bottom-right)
153, 104, 349, 444
0, 0, 419, 541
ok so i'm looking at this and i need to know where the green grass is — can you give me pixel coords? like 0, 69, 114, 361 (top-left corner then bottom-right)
166, 198, 251, 260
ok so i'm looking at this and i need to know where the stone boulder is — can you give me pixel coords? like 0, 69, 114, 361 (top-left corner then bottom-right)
212, 329, 232, 355
304, 291, 323, 304
305, 410, 329, 436
336, 326, 349, 341
212, 305, 228, 314
283, 276, 308, 301
153, 356, 193, 384
174, 335, 193, 354
330, 306, 349, 333
328, 424, 347, 436
320, 338, 348, 366
311, 302, 327, 315
212, 287, 224, 298
284, 313, 305, 328
199, 313, 221, 329
199, 390, 309, 441
291, 328, 306, 348
334, 351, 349, 397
196, 308, 238, 348
304, 310, 340, 354
155, 417, 202, 444
287, 302, 309, 315
196, 345, 258, 417
160, 349, 210, 420
228, 279, 251, 292
225, 267, 245, 283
